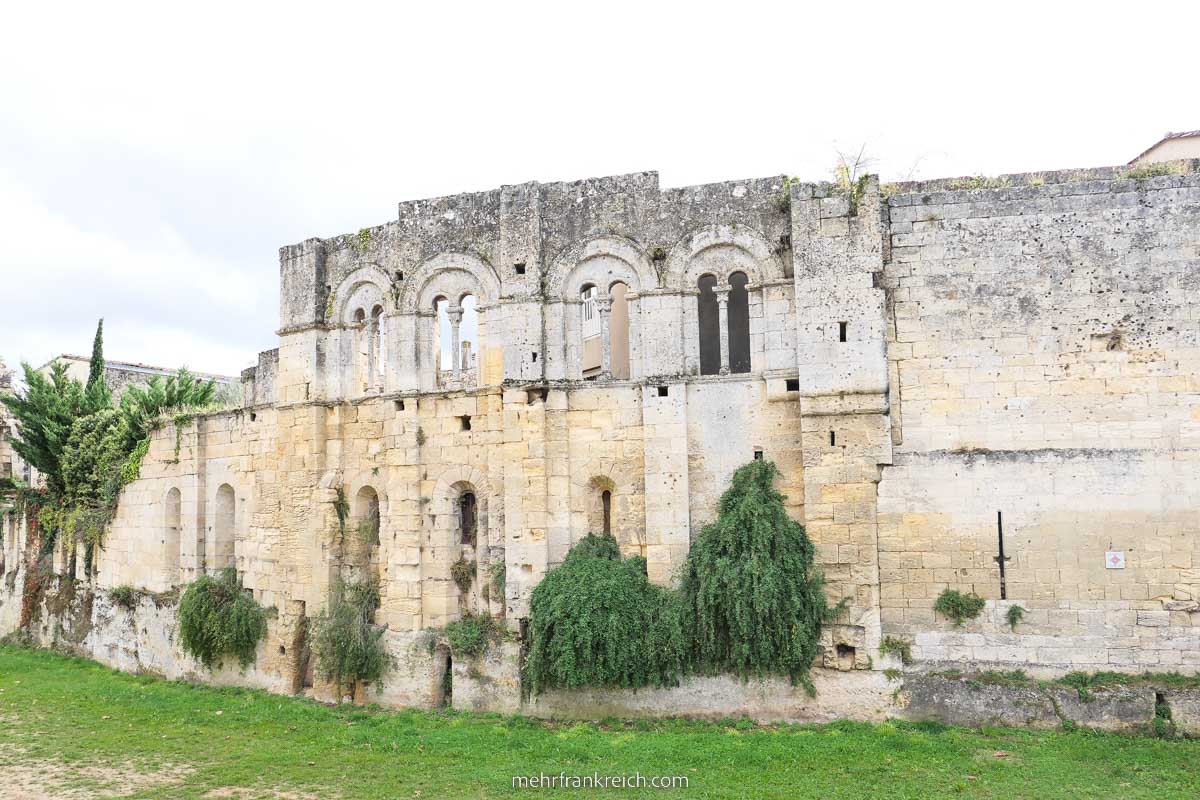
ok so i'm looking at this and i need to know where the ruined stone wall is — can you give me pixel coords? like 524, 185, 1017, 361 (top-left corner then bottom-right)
877, 168, 1200, 670
2, 163, 1198, 723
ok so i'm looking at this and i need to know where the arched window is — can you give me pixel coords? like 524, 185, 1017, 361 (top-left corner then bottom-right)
435, 297, 452, 369
728, 271, 751, 374
459, 492, 477, 545
601, 489, 612, 536
580, 284, 601, 379
609, 282, 630, 380
697, 275, 720, 375
459, 294, 477, 375
164, 487, 181, 584
370, 304, 385, 388
346, 486, 380, 582
213, 483, 235, 572
353, 307, 368, 392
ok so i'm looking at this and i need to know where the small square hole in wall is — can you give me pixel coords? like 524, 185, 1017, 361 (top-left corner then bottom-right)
395, 271, 404, 282
395, 399, 405, 412
514, 262, 526, 275
656, 385, 669, 397
753, 449, 764, 461
249, 412, 257, 422
786, 378, 799, 392
531, 351, 538, 362
460, 415, 472, 431
839, 321, 848, 342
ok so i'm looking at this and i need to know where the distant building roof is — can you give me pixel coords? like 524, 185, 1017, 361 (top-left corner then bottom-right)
1128, 130, 1200, 165
38, 355, 238, 384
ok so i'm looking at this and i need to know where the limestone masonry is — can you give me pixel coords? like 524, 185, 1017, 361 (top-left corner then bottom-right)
3, 162, 1199, 722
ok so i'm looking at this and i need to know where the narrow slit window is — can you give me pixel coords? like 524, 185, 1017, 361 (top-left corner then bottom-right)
601, 490, 612, 536
839, 321, 848, 342
830, 431, 836, 446
460, 492, 477, 545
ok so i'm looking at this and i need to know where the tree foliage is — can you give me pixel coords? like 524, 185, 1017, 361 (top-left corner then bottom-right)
178, 568, 268, 669
680, 460, 838, 692
84, 318, 112, 412
524, 534, 685, 696
0, 361, 88, 496
117, 368, 218, 452
311, 577, 392, 691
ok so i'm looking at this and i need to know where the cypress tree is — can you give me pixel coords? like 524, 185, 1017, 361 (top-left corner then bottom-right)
84, 318, 112, 411
680, 459, 840, 693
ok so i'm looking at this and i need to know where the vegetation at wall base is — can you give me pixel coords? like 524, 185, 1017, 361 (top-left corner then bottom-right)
934, 589, 987, 627
879, 636, 914, 665
311, 577, 391, 692
178, 568, 268, 669
445, 611, 505, 659
524, 534, 684, 695
3, 646, 1200, 800
680, 459, 839, 693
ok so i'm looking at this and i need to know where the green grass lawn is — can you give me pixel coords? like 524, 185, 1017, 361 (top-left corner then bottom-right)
1, 645, 1198, 799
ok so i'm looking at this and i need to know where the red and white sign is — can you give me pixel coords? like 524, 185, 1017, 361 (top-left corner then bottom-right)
1105, 551, 1126, 569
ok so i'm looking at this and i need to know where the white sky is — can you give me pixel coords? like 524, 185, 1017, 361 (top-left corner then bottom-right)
1, 0, 1194, 379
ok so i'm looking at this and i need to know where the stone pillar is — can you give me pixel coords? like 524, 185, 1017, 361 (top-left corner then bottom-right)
447, 305, 464, 376
715, 286, 731, 375
597, 292, 613, 380
461, 340, 472, 372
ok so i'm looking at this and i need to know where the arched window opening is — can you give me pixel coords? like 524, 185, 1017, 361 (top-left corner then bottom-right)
609, 282, 630, 380
371, 304, 385, 389
728, 271, 751, 374
164, 487, 181, 584
601, 490, 612, 536
697, 275, 720, 375
346, 485, 380, 587
459, 294, 478, 376
459, 491, 477, 546
580, 284, 601, 379
213, 483, 235, 573
353, 307, 369, 392
435, 297, 452, 369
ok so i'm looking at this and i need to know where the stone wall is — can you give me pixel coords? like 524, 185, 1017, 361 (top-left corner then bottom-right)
2, 162, 1198, 726
876, 168, 1200, 670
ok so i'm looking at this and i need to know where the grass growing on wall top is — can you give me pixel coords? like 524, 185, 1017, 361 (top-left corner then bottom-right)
2, 646, 1200, 799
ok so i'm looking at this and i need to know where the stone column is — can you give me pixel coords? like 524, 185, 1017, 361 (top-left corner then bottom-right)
715, 286, 731, 375
597, 292, 613, 380
447, 305, 464, 376
366, 317, 378, 390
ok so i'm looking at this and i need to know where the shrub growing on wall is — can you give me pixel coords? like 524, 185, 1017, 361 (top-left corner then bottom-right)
679, 459, 838, 693
525, 534, 684, 695
311, 578, 392, 693
178, 568, 268, 669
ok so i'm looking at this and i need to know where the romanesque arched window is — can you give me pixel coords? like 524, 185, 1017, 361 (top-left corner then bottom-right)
459, 491, 477, 545
213, 483, 235, 572
697, 274, 721, 375
728, 271, 751, 374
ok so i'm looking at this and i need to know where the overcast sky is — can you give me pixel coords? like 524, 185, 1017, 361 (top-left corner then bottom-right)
1, 1, 1194, 380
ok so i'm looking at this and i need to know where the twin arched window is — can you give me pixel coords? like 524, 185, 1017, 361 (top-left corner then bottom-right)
697, 271, 750, 375
435, 294, 478, 383
351, 304, 386, 393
